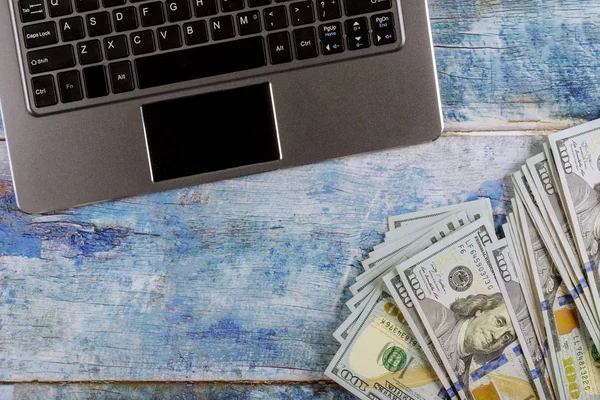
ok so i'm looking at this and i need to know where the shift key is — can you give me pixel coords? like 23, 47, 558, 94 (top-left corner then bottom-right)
344, 0, 390, 16
27, 45, 76, 74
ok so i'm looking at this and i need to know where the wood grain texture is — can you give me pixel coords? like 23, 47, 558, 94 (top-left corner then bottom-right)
1, 383, 353, 399
2, 0, 600, 140
433, 0, 600, 131
0, 135, 543, 381
0, 0, 599, 395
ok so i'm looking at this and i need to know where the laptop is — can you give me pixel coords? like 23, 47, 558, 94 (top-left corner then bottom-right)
0, 0, 442, 213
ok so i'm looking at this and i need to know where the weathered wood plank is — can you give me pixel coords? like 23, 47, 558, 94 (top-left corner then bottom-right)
0, 135, 544, 381
1, 0, 600, 140
432, 0, 600, 130
2, 383, 353, 399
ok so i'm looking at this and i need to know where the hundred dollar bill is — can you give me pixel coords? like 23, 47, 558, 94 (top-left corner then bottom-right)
503, 218, 547, 351
356, 214, 464, 287
364, 229, 428, 271
385, 199, 492, 243
325, 285, 452, 400
364, 212, 466, 273
487, 239, 555, 400
383, 273, 458, 399
396, 220, 538, 400
513, 170, 600, 349
549, 120, 600, 329
334, 290, 377, 344
508, 210, 560, 395
526, 152, 600, 329
549, 283, 600, 399
366, 211, 468, 272
512, 196, 568, 400
521, 164, 586, 296
346, 215, 462, 311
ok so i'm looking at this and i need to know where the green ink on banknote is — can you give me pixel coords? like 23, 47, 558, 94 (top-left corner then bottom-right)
382, 346, 407, 372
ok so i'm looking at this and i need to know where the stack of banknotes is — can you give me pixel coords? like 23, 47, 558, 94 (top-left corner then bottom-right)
326, 119, 600, 400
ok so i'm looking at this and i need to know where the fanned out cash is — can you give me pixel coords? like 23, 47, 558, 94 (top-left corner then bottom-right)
326, 119, 600, 400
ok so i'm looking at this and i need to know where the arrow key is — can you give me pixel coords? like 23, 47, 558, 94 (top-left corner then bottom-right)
345, 17, 367, 35
373, 27, 396, 46
347, 32, 369, 51
321, 37, 343, 55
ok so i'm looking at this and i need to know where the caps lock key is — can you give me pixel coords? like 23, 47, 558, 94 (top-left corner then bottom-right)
343, 0, 390, 16
23, 21, 58, 48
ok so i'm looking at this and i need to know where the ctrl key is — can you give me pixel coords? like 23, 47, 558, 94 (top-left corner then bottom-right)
31, 75, 58, 108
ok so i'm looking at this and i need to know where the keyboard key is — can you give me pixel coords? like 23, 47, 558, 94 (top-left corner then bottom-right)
321, 37, 343, 54
77, 39, 103, 64
103, 0, 126, 6
264, 6, 287, 31
114, 7, 139, 32
347, 32, 369, 50
371, 12, 393, 30
373, 27, 395, 45
140, 2, 165, 26
130, 30, 156, 54
27, 45, 75, 74
47, 0, 72, 17
19, 0, 46, 23
104, 35, 129, 59
318, 22, 341, 39
87, 12, 112, 37
193, 0, 217, 17
267, 31, 291, 64
83, 65, 109, 98
237, 10, 261, 36
109, 61, 135, 93
75, 0, 99, 12
248, 0, 270, 7
57, 70, 83, 103
59, 17, 85, 42
290, 1, 313, 26
221, 0, 244, 12
183, 21, 208, 45
210, 16, 235, 40
135, 36, 266, 89
293, 26, 317, 59
23, 21, 58, 49
31, 75, 57, 107
166, 0, 191, 22
344, 0, 390, 16
316, 0, 340, 21
157, 25, 182, 49
345, 17, 366, 35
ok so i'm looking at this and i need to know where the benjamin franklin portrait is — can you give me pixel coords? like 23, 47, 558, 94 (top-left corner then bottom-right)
421, 281, 527, 392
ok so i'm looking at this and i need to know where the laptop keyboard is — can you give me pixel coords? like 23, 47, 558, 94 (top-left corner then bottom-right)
14, 0, 403, 113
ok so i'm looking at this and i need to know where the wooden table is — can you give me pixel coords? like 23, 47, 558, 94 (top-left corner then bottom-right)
1, 0, 599, 397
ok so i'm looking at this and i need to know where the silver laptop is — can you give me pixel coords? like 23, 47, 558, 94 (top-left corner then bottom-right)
0, 0, 442, 213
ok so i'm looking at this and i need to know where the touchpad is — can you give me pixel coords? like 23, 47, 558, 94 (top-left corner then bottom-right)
142, 83, 281, 182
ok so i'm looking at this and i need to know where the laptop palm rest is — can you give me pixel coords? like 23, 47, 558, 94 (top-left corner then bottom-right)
142, 83, 281, 182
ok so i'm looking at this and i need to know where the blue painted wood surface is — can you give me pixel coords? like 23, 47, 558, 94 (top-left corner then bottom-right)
0, 136, 543, 382
0, 0, 599, 396
3, 383, 354, 399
